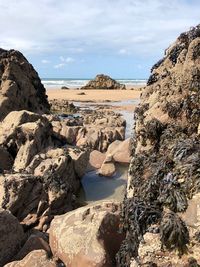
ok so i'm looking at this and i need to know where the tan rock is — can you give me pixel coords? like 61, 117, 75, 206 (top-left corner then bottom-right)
5, 250, 56, 267
0, 209, 25, 266
106, 138, 132, 163
98, 155, 116, 177
0, 110, 53, 172
180, 193, 200, 228
49, 201, 124, 267
88, 150, 106, 171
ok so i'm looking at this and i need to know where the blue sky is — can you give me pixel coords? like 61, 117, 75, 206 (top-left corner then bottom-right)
0, 0, 200, 78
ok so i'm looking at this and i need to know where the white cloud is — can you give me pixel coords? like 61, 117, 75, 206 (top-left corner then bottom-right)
60, 56, 75, 63
54, 63, 65, 69
0, 0, 200, 58
41, 59, 50, 64
118, 49, 128, 55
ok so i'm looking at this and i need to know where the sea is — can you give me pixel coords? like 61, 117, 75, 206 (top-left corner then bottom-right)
41, 78, 147, 88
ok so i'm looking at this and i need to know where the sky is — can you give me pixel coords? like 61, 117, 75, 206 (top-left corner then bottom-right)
0, 0, 200, 78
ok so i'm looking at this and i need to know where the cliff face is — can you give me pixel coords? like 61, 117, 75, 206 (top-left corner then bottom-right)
117, 26, 200, 266
0, 49, 50, 120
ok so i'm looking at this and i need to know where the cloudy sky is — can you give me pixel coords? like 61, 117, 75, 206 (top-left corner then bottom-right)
1, 0, 200, 78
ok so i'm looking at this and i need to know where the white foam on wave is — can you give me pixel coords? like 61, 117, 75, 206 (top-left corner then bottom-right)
42, 79, 147, 88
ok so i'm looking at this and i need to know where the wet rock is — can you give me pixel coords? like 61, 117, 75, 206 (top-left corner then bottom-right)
0, 209, 25, 266
49, 201, 124, 267
0, 49, 50, 121
81, 74, 126, 90
5, 250, 56, 267
61, 86, 69, 89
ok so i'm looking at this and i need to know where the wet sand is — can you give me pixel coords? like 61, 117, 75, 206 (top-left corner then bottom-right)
47, 88, 141, 103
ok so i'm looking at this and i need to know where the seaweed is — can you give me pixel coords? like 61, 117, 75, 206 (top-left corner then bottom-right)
160, 210, 189, 256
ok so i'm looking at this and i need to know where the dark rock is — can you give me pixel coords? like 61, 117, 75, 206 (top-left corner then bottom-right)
81, 74, 126, 90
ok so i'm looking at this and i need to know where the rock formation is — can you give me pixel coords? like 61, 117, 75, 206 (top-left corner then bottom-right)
0, 110, 89, 231
49, 99, 78, 114
117, 25, 200, 266
52, 110, 126, 152
81, 74, 126, 90
50, 201, 124, 267
0, 49, 50, 121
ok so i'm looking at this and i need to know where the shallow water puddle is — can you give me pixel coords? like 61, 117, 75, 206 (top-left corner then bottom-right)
78, 164, 128, 203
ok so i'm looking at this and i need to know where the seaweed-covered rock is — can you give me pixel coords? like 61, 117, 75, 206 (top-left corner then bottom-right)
81, 74, 126, 90
0, 49, 50, 121
117, 25, 200, 266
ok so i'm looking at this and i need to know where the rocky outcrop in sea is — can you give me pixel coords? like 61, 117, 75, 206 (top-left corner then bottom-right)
81, 74, 126, 90
117, 25, 200, 266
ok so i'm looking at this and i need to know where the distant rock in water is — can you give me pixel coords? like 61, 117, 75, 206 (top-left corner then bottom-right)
0, 48, 50, 121
81, 74, 126, 90
117, 25, 200, 266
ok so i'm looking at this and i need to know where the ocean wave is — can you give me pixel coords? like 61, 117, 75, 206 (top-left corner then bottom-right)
42, 79, 147, 88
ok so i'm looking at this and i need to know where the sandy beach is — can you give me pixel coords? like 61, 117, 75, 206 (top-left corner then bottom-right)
47, 88, 141, 102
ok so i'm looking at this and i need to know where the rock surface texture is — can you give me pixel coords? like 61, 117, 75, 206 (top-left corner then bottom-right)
5, 250, 56, 267
50, 201, 125, 267
0, 110, 89, 231
0, 209, 25, 266
81, 74, 126, 90
0, 49, 50, 121
117, 25, 200, 266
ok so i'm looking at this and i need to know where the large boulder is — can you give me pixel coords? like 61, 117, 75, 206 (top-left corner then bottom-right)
106, 138, 132, 164
117, 25, 200, 266
0, 49, 50, 121
81, 74, 126, 90
49, 201, 125, 267
87, 150, 106, 171
0, 209, 25, 266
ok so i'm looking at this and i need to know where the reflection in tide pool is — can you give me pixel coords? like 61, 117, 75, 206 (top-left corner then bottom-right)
79, 164, 128, 203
